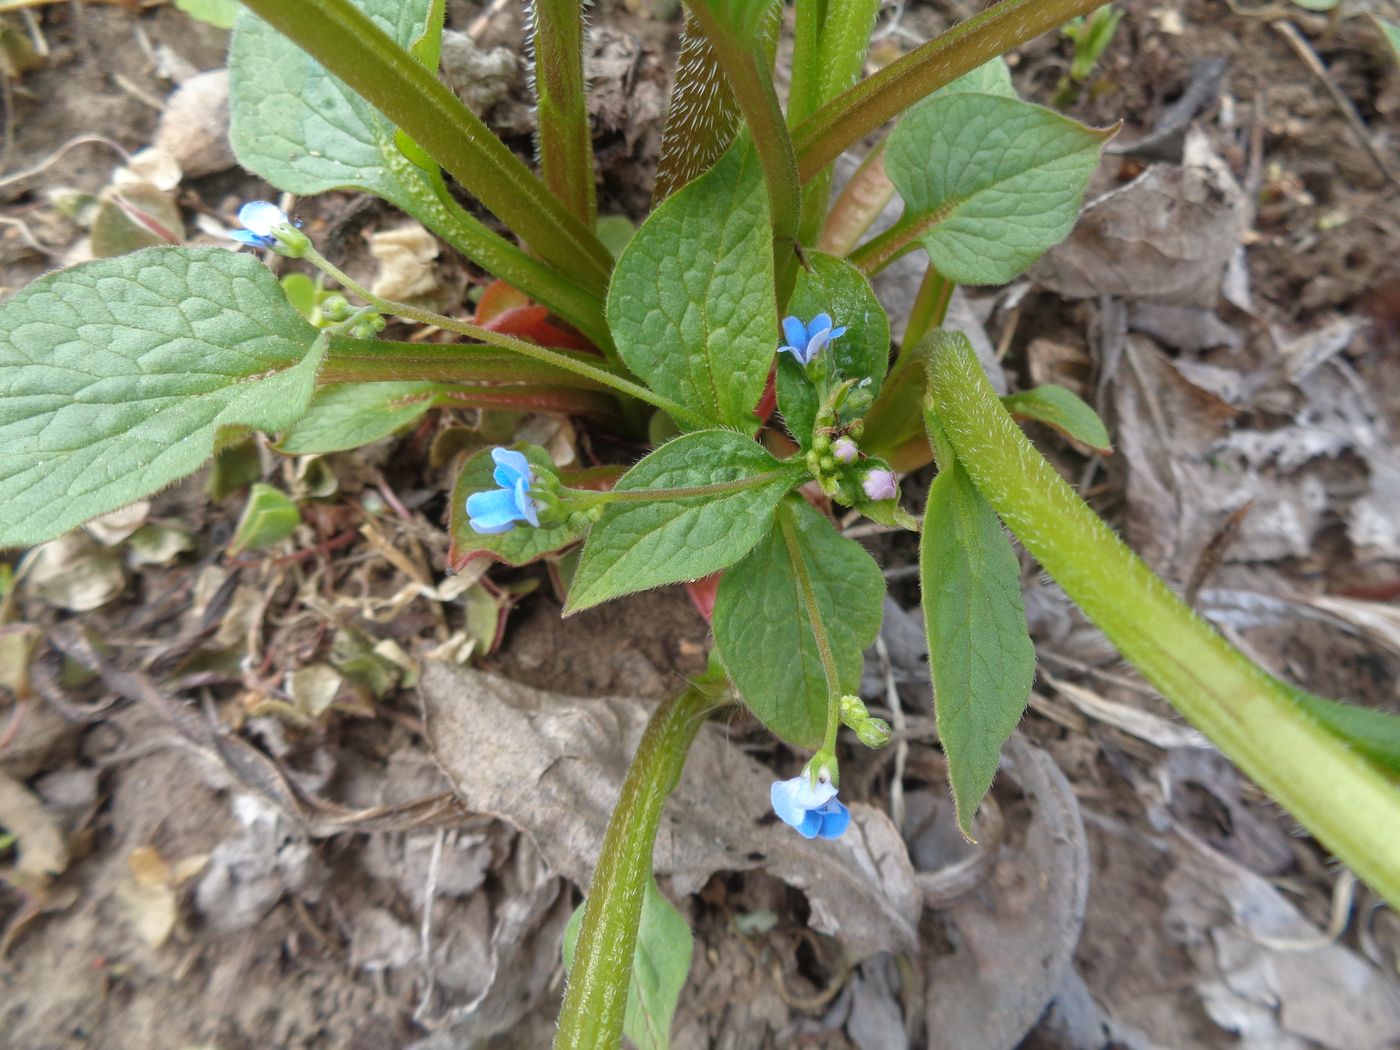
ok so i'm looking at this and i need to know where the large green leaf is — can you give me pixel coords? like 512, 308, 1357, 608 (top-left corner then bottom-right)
715, 498, 884, 748
885, 94, 1112, 285
608, 142, 775, 431
776, 252, 889, 450
276, 381, 440, 455
563, 877, 693, 1050
448, 445, 587, 570
230, 0, 435, 203
565, 431, 798, 613
920, 433, 1035, 836
0, 247, 322, 548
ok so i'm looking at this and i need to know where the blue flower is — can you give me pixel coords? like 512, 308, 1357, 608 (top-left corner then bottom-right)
230, 201, 300, 249
779, 313, 847, 367
466, 448, 541, 535
770, 769, 850, 840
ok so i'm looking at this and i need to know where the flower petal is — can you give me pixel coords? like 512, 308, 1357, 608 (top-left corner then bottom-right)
466, 488, 522, 533
490, 447, 532, 489
829, 325, 847, 340
815, 799, 850, 839
809, 312, 833, 336
513, 477, 540, 527
781, 315, 809, 350
238, 200, 289, 237
803, 328, 834, 364
229, 229, 275, 248
795, 809, 823, 838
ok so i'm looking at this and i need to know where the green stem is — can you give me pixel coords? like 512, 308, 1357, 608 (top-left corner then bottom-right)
553, 674, 727, 1050
321, 337, 608, 388
786, 0, 826, 130
792, 0, 1106, 182
847, 210, 934, 275
532, 0, 597, 226
904, 265, 954, 348
778, 503, 843, 754
237, 0, 613, 293
923, 331, 1400, 908
687, 1, 802, 295
420, 166, 613, 354
301, 245, 711, 430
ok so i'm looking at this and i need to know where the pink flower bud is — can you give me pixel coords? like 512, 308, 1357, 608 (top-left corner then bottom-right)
862, 468, 898, 501
831, 437, 859, 464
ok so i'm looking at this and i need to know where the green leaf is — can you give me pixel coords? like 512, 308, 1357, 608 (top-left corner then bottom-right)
1375, 16, 1400, 64
1289, 687, 1400, 778
608, 141, 775, 431
565, 431, 797, 613
448, 445, 586, 570
0, 247, 322, 548
229, 483, 301, 554
175, 0, 240, 29
934, 56, 1017, 99
276, 381, 440, 455
1001, 385, 1111, 453
776, 252, 889, 449
714, 498, 883, 748
229, 0, 436, 207
563, 878, 693, 1050
919, 433, 1035, 837
885, 94, 1113, 285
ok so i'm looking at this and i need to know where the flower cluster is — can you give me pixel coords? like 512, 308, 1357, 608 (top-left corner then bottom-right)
779, 313, 846, 367
770, 766, 850, 840
466, 448, 541, 535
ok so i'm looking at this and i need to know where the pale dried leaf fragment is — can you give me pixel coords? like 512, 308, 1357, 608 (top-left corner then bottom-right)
370, 223, 442, 303
0, 770, 68, 883
420, 664, 919, 957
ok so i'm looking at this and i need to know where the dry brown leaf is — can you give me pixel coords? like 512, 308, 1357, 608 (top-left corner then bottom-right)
420, 664, 919, 957
0, 770, 69, 883
1032, 131, 1245, 308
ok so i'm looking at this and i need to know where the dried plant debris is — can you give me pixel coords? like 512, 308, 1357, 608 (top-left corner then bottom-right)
420, 662, 919, 958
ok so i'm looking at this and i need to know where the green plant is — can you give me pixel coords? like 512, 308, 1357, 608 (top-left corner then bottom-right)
2, 2, 1397, 1047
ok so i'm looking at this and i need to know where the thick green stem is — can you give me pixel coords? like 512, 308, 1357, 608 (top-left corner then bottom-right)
301, 245, 710, 429
923, 332, 1400, 907
553, 676, 725, 1049
904, 266, 954, 348
847, 211, 935, 275
532, 0, 597, 225
687, 1, 802, 295
792, 0, 1106, 181
237, 0, 613, 293
321, 337, 608, 388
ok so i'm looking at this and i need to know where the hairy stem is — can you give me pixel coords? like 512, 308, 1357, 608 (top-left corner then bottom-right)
924, 331, 1400, 907
532, 0, 597, 225
553, 673, 727, 1049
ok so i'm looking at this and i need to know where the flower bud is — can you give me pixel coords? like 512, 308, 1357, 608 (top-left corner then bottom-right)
831, 436, 859, 464
861, 467, 898, 502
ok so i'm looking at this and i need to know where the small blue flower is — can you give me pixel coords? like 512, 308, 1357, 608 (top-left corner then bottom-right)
779, 313, 847, 367
770, 768, 850, 840
230, 201, 300, 249
466, 448, 542, 535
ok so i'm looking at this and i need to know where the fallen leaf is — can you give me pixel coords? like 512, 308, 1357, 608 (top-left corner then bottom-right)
0, 770, 69, 883
420, 664, 919, 957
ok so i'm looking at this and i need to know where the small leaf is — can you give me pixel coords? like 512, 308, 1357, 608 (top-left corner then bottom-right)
0, 247, 322, 547
175, 0, 240, 28
1001, 385, 1112, 453
608, 140, 775, 431
448, 445, 586, 570
776, 252, 890, 449
714, 498, 884, 748
919, 430, 1035, 837
229, 484, 301, 555
277, 382, 441, 455
885, 94, 1113, 284
563, 877, 693, 1050
565, 431, 797, 613
1289, 686, 1400, 778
